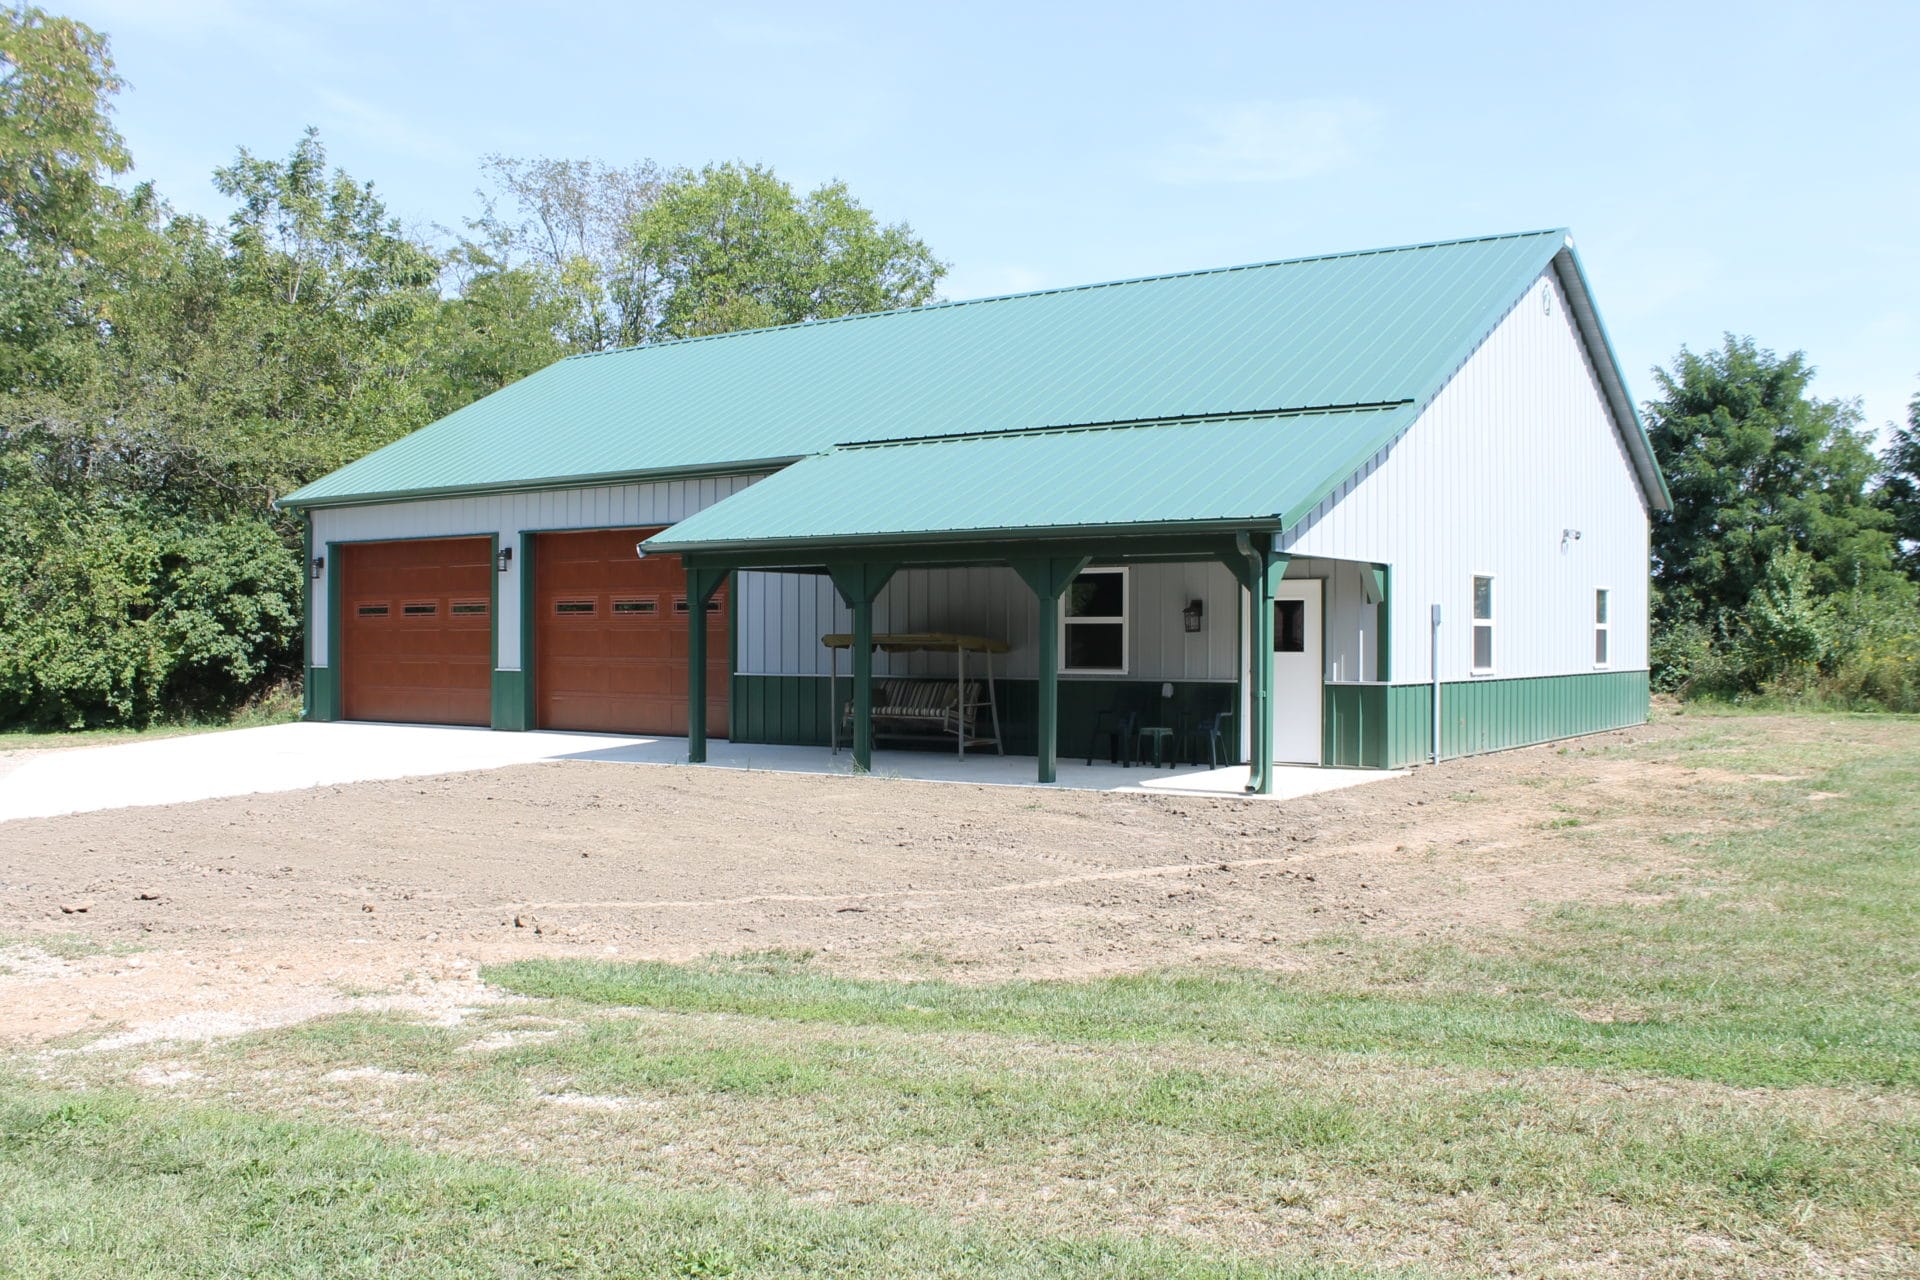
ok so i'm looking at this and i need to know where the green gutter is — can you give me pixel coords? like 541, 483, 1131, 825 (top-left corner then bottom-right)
647, 516, 1287, 559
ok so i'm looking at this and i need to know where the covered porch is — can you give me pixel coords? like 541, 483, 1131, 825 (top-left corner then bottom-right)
672, 531, 1390, 795
643, 409, 1407, 794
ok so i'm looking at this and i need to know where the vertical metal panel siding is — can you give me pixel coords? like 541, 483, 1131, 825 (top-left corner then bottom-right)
1282, 267, 1650, 683
309, 474, 765, 668
735, 559, 1242, 683
1432, 670, 1649, 760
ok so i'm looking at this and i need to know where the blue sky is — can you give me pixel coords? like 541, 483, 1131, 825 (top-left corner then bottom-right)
71, 0, 1919, 437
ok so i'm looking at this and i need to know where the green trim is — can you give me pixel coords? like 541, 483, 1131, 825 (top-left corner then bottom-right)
319, 541, 343, 721
486, 533, 528, 730
1376, 565, 1392, 682
517, 532, 537, 728
300, 516, 314, 721
1323, 671, 1651, 768
658, 519, 1285, 563
1551, 248, 1672, 510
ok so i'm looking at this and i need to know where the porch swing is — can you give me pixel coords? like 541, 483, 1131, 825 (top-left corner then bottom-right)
821, 632, 1007, 757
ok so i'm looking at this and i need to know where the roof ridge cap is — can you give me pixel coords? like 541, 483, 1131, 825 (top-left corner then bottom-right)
565, 228, 1573, 361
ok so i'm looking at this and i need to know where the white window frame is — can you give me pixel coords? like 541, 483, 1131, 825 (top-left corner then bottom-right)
1471, 573, 1496, 675
1593, 587, 1612, 669
1059, 566, 1130, 675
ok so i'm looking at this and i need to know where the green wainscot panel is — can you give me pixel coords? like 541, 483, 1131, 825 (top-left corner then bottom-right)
1325, 671, 1650, 768
732, 675, 1239, 763
491, 669, 532, 731
304, 666, 341, 722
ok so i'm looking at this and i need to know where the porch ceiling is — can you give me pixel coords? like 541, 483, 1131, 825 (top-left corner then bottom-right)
642, 403, 1418, 560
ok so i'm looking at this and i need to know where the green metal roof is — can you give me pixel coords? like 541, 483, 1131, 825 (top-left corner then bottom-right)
643, 405, 1422, 553
281, 229, 1604, 511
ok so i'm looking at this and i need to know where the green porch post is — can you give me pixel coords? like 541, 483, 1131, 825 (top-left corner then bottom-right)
1012, 555, 1091, 784
1368, 564, 1391, 682
685, 563, 729, 763
1227, 535, 1287, 796
828, 563, 897, 773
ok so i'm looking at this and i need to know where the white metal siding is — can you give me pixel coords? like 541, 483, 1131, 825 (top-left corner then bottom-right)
1281, 267, 1650, 683
737, 560, 1243, 683
309, 475, 764, 668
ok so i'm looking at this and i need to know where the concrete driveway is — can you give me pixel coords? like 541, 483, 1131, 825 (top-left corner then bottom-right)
0, 721, 1397, 823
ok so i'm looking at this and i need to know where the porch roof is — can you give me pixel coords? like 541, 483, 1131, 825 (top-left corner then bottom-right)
642, 403, 1417, 556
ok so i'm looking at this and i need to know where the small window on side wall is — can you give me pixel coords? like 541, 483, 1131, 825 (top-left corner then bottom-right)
1594, 588, 1611, 667
1471, 575, 1495, 673
1061, 567, 1128, 674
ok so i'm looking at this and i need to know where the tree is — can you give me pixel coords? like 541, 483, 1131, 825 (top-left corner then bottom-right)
1879, 386, 1920, 579
466, 154, 661, 351
627, 161, 946, 342
0, 4, 127, 247
0, 4, 129, 392
1646, 335, 1902, 629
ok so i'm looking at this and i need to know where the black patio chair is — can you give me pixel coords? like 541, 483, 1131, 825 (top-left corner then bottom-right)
1086, 708, 1139, 767
1182, 709, 1233, 768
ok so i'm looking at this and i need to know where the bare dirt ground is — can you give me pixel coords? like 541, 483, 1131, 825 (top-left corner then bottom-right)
0, 710, 1749, 1047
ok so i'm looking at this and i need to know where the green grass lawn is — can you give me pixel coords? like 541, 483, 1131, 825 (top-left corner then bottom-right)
3, 711, 1915, 1277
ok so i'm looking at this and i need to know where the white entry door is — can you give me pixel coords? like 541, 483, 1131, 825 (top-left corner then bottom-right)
1272, 579, 1323, 764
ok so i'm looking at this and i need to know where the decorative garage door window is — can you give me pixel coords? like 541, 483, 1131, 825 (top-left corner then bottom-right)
1061, 567, 1128, 674
613, 598, 659, 616
554, 599, 595, 615
401, 601, 438, 617
450, 600, 488, 616
672, 596, 723, 613
355, 602, 389, 617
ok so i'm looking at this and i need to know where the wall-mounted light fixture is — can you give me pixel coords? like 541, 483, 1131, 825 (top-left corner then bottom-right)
310, 555, 325, 580
1560, 527, 1583, 552
496, 545, 514, 573
1182, 599, 1204, 633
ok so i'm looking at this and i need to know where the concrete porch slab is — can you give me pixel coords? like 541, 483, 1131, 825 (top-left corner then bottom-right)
0, 721, 1402, 823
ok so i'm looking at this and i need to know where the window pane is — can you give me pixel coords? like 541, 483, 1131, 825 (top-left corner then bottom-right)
1473, 623, 1493, 670
1066, 571, 1124, 619
1065, 622, 1124, 670
1595, 589, 1609, 624
1473, 576, 1494, 621
1274, 600, 1306, 653
1596, 628, 1609, 665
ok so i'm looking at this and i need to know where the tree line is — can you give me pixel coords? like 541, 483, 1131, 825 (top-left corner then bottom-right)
0, 6, 943, 729
2, 6, 1915, 730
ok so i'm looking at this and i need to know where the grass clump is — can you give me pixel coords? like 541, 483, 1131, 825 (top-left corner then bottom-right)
0, 1084, 1377, 1280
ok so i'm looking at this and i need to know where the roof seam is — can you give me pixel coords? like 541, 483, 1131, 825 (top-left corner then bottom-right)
836, 401, 1416, 451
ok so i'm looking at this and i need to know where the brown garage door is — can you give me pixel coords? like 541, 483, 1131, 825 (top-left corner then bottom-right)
535, 528, 727, 737
340, 537, 492, 726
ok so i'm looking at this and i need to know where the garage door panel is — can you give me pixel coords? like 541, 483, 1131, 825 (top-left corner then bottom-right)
341, 537, 492, 727
534, 528, 727, 737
